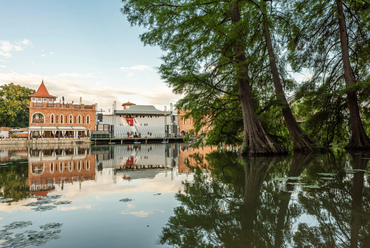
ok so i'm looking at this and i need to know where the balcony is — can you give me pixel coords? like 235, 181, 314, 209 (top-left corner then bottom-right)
31, 102, 95, 110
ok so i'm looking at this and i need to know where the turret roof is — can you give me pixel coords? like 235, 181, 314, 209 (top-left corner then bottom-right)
28, 81, 57, 99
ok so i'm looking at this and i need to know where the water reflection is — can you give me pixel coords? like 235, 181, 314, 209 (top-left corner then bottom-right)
160, 151, 370, 248
1, 145, 369, 247
28, 145, 95, 197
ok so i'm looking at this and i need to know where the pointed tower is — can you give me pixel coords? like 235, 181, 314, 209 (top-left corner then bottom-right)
28, 81, 57, 101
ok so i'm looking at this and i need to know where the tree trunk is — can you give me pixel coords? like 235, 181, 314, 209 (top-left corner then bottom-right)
230, 1, 287, 155
262, 3, 316, 152
336, 0, 370, 150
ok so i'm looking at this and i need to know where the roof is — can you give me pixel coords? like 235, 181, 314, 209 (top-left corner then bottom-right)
114, 105, 171, 116
28, 81, 57, 99
121, 101, 136, 106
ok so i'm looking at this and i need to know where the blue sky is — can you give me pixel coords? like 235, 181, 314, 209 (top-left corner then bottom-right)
0, 0, 181, 112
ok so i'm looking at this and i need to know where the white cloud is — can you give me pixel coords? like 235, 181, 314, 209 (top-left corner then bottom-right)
0, 65, 6, 68
49, 52, 54, 55
121, 210, 152, 218
56, 73, 95, 79
41, 54, 45, 57
120, 65, 155, 72
0, 39, 33, 58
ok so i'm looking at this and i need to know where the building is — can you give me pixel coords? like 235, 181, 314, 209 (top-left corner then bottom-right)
94, 102, 178, 139
28, 81, 96, 139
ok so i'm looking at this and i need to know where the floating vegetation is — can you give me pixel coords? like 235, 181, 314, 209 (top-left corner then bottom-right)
302, 185, 321, 189
0, 221, 63, 247
345, 169, 367, 174
286, 182, 305, 185
39, 223, 63, 230
272, 177, 289, 181
2, 221, 33, 230
320, 177, 336, 180
32, 205, 57, 212
119, 198, 133, 202
273, 177, 302, 181
54, 201, 72, 205
23, 195, 69, 212
317, 173, 336, 176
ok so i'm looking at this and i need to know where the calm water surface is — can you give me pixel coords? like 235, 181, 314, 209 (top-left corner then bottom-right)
0, 144, 369, 247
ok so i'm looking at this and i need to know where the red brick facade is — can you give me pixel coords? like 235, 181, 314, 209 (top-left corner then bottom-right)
28, 82, 96, 136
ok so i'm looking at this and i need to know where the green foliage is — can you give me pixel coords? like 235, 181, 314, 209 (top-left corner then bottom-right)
286, 0, 370, 147
0, 160, 31, 203
0, 83, 35, 127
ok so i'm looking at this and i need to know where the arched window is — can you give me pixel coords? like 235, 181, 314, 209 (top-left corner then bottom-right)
69, 115, 73, 124
86, 115, 90, 124
60, 114, 64, 124
78, 115, 82, 124
59, 162, 64, 172
50, 114, 55, 124
77, 161, 81, 171
32, 113, 45, 124
86, 161, 90, 170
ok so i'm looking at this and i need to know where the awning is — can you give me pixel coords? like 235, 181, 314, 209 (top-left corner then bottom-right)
28, 126, 88, 131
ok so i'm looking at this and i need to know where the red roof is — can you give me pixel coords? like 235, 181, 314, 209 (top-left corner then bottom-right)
29, 81, 57, 99
121, 101, 136, 106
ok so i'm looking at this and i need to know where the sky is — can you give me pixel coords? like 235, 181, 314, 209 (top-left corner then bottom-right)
0, 0, 181, 113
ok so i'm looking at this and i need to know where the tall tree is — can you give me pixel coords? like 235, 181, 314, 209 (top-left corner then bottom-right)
287, 0, 370, 150
257, 0, 317, 152
0, 83, 34, 127
121, 0, 287, 155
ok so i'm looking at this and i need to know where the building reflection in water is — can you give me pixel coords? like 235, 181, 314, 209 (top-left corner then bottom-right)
28, 144, 95, 197
26, 143, 216, 196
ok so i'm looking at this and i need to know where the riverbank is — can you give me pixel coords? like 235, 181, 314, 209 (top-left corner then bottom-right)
0, 137, 91, 148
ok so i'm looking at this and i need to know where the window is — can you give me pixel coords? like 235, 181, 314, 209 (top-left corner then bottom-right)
50, 114, 55, 124
50, 163, 54, 173
183, 118, 186, 125
32, 113, 45, 123
60, 114, 64, 124
69, 115, 73, 124
49, 99, 53, 103
31, 97, 36, 102
43, 98, 48, 102
86, 115, 90, 124
78, 115, 82, 124
37, 98, 42, 102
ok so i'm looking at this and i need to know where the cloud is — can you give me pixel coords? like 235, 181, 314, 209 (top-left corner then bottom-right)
56, 73, 95, 79
0, 39, 33, 58
120, 65, 155, 72
0, 65, 6, 68
121, 210, 153, 218
49, 52, 54, 55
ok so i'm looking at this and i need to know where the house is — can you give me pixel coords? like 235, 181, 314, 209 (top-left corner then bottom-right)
28, 81, 96, 139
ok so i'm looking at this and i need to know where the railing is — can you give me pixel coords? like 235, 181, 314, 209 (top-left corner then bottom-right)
32, 119, 45, 123
33, 103, 44, 107
32, 102, 95, 110
47, 103, 57, 108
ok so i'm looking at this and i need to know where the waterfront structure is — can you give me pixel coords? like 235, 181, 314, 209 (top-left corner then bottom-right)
95, 102, 178, 139
28, 81, 96, 139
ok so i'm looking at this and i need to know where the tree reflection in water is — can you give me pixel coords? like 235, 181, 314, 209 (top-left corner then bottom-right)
159, 150, 370, 248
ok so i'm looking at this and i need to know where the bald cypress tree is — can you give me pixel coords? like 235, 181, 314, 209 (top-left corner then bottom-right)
122, 0, 287, 155
287, 0, 370, 150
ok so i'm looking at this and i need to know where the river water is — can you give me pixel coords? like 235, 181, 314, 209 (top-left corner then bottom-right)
0, 144, 369, 247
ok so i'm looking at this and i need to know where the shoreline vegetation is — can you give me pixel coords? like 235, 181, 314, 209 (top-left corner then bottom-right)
121, 0, 370, 155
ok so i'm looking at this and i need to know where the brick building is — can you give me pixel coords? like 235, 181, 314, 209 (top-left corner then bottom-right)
28, 81, 95, 138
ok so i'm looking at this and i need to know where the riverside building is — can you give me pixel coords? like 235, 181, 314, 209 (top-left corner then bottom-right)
28, 81, 96, 139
